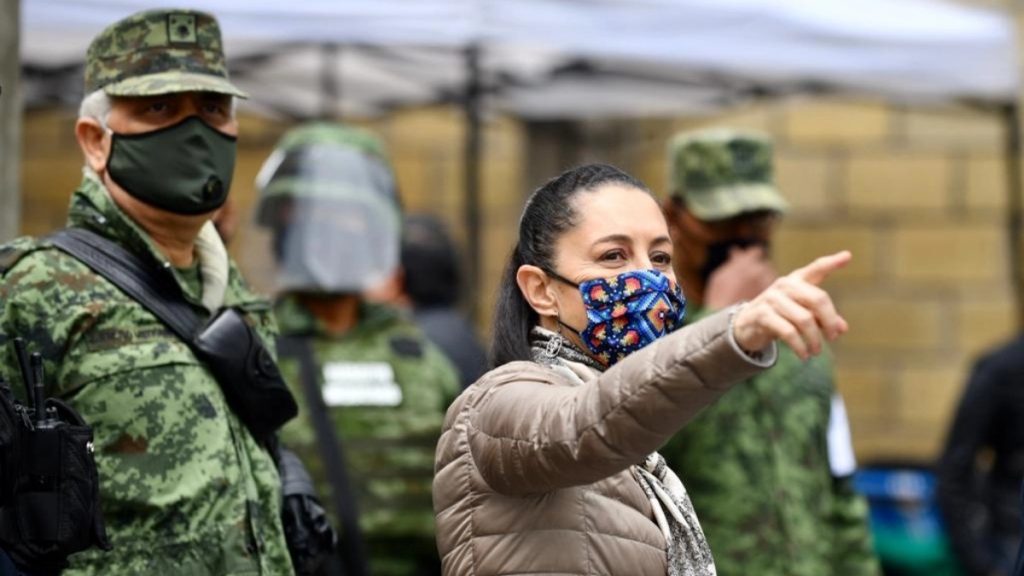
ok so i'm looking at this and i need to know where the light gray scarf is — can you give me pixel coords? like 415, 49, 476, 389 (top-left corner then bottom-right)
633, 453, 716, 576
529, 326, 717, 576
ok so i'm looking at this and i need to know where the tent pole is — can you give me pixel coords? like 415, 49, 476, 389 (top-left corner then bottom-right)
463, 44, 483, 324
320, 43, 341, 120
0, 0, 21, 242
1003, 103, 1024, 328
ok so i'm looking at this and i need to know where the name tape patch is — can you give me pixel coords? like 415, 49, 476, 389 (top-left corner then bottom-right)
322, 361, 402, 407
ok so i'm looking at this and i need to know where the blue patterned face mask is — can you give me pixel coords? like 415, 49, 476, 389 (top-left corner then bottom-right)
548, 268, 687, 367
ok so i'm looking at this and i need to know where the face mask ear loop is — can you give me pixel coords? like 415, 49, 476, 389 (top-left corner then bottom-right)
88, 126, 117, 188
103, 129, 124, 191
545, 269, 579, 289
545, 268, 589, 340
556, 318, 585, 340
103, 126, 114, 158
552, 289, 587, 345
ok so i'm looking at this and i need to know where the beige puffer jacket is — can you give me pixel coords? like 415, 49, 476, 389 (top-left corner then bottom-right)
433, 309, 773, 575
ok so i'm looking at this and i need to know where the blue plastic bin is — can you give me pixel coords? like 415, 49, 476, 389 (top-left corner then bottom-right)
854, 465, 962, 576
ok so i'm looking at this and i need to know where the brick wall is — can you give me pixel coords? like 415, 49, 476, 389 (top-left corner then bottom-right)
570, 98, 1018, 462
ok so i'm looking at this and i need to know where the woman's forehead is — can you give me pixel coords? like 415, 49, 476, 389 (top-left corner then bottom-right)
569, 184, 668, 242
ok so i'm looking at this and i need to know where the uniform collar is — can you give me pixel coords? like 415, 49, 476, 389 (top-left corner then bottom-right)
65, 175, 263, 310
68, 175, 172, 269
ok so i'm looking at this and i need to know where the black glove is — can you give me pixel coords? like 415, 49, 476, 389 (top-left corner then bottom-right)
278, 447, 338, 576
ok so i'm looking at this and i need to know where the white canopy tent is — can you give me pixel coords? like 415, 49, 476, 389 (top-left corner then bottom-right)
18, 0, 1023, 319
22, 0, 1017, 116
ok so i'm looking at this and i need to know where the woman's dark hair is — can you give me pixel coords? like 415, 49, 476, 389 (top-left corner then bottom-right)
490, 163, 650, 367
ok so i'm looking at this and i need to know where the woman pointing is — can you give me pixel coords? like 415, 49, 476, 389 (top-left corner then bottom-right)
433, 164, 851, 576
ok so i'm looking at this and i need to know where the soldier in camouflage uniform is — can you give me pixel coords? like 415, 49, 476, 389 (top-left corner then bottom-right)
660, 129, 881, 576
256, 123, 461, 576
0, 9, 296, 575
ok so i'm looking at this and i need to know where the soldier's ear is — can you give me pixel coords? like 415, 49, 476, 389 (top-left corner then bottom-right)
75, 117, 110, 174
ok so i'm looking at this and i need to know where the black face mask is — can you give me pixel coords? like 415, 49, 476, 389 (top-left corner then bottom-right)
699, 238, 770, 284
106, 116, 237, 216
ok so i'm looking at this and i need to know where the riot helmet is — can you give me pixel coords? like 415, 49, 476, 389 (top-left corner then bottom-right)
255, 123, 401, 294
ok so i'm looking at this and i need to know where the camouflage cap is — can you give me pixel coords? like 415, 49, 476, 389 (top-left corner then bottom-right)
84, 9, 247, 98
668, 128, 788, 221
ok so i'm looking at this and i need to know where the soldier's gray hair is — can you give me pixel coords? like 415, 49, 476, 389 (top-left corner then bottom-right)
79, 89, 112, 129
77, 89, 238, 128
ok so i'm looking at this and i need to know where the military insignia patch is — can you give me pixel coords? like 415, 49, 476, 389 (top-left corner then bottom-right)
167, 14, 197, 44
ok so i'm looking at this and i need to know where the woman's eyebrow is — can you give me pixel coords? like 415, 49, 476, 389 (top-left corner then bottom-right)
591, 234, 672, 248
591, 234, 631, 247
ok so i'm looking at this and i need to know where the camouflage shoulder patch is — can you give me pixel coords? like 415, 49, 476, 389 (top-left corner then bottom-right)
389, 335, 424, 358
0, 237, 48, 276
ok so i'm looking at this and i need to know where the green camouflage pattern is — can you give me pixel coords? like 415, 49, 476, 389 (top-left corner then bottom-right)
84, 8, 247, 97
668, 128, 788, 221
661, 307, 879, 576
275, 296, 460, 575
0, 177, 293, 575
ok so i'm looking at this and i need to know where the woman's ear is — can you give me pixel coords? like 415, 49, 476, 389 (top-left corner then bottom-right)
75, 117, 110, 175
516, 264, 559, 318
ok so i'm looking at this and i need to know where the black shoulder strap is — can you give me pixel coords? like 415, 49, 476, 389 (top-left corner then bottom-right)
277, 336, 369, 576
0, 246, 28, 276
48, 228, 203, 341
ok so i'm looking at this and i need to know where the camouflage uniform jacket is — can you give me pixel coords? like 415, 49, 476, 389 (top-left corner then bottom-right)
660, 307, 879, 576
275, 297, 459, 573
0, 178, 294, 575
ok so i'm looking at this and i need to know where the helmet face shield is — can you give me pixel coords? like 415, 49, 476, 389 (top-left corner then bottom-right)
268, 196, 400, 294
254, 135, 402, 295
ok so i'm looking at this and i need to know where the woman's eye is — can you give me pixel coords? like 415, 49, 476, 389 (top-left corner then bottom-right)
652, 252, 672, 266
599, 250, 627, 263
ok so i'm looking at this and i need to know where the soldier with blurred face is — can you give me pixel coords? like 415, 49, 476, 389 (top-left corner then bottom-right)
0, 9, 297, 575
256, 123, 460, 576
659, 129, 880, 576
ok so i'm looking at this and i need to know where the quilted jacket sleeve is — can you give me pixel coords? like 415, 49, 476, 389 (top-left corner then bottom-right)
466, 308, 772, 496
